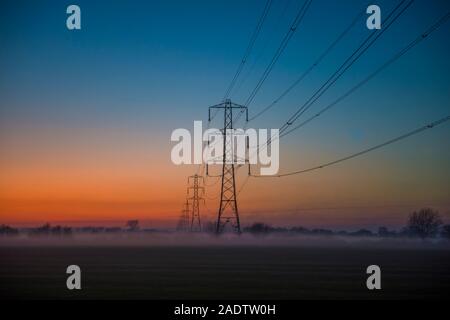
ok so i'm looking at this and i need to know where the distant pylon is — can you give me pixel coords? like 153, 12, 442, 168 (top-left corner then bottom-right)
176, 200, 190, 232
188, 174, 204, 232
208, 99, 248, 234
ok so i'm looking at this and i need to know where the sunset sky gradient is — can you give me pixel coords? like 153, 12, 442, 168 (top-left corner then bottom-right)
1, 0, 449, 229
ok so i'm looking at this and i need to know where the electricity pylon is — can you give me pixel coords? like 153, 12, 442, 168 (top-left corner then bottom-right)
208, 99, 248, 234
187, 174, 204, 232
176, 200, 190, 232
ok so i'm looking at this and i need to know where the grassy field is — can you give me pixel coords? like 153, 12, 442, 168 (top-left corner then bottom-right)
1, 244, 449, 299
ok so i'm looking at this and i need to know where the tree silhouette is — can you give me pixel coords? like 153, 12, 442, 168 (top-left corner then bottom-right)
126, 220, 140, 231
244, 222, 273, 234
406, 208, 442, 239
441, 225, 450, 239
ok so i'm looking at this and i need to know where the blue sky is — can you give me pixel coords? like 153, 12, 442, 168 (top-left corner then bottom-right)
1, 0, 449, 130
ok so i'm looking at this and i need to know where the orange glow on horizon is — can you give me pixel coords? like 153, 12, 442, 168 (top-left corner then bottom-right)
1, 126, 449, 228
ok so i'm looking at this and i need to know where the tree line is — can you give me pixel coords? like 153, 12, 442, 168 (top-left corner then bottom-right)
1, 208, 449, 239
243, 208, 450, 239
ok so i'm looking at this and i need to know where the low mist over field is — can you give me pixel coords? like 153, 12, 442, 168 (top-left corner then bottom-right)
1, 231, 449, 250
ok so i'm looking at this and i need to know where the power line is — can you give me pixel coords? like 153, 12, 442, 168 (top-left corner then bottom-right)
276, 10, 450, 140
205, 175, 221, 186
237, 9, 450, 194
232, 0, 294, 97
201, 1, 273, 214
280, 11, 450, 138
248, 0, 414, 159
279, 0, 414, 135
248, 3, 368, 122
237, 174, 250, 196
232, 0, 313, 124
252, 115, 450, 178
223, 0, 273, 101
209, 1, 272, 182
244, 0, 313, 108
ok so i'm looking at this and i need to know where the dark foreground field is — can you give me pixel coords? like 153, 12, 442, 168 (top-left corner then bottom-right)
1, 245, 449, 299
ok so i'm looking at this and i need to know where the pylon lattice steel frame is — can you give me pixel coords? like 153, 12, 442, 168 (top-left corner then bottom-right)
187, 174, 204, 232
208, 99, 248, 234
176, 200, 190, 232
